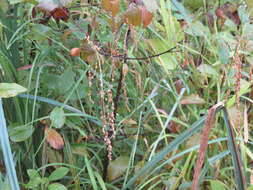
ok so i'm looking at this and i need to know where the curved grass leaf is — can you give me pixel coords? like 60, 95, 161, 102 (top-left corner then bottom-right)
18, 94, 101, 126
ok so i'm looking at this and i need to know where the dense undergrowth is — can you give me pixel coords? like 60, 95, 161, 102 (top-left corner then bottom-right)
1, 0, 253, 189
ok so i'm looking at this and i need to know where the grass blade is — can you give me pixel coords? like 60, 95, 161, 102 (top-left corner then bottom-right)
84, 155, 98, 190
122, 115, 206, 190
18, 94, 101, 125
222, 107, 246, 190
0, 98, 20, 190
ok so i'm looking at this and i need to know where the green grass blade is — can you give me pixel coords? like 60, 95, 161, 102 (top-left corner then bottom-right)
122, 115, 206, 190
84, 155, 98, 190
18, 94, 101, 125
222, 108, 246, 190
0, 99, 20, 190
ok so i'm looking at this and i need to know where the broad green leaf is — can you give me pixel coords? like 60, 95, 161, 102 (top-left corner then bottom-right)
57, 69, 75, 93
25, 177, 42, 188
27, 169, 40, 179
210, 180, 227, 190
50, 107, 65, 128
66, 19, 88, 40
197, 64, 219, 77
107, 156, 129, 181
25, 169, 42, 188
48, 167, 69, 181
30, 24, 52, 41
227, 80, 251, 107
183, 0, 203, 10
0, 83, 27, 98
218, 42, 230, 65
48, 183, 67, 190
43, 68, 75, 94
147, 39, 178, 70
9, 124, 34, 142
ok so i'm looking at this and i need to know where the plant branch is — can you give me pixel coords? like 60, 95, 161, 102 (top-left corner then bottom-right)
97, 44, 180, 61
113, 28, 131, 118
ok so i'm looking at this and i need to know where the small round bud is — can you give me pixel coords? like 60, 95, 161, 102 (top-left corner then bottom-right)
70, 48, 81, 56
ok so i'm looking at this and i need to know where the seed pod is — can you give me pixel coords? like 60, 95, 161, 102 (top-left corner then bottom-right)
70, 48, 81, 56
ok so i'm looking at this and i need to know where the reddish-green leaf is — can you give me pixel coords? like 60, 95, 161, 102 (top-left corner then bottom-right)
102, 0, 120, 17
124, 4, 142, 26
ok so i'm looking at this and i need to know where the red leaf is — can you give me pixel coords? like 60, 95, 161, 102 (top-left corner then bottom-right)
51, 8, 69, 22
45, 127, 64, 150
141, 6, 153, 27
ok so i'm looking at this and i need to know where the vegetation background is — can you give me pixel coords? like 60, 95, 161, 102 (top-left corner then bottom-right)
0, 0, 253, 189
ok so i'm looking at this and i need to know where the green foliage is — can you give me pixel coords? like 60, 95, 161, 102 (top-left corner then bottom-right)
8, 124, 34, 142
48, 167, 69, 181
48, 183, 67, 190
25, 167, 69, 189
1, 0, 253, 189
0, 83, 27, 98
50, 107, 66, 129
107, 156, 130, 181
